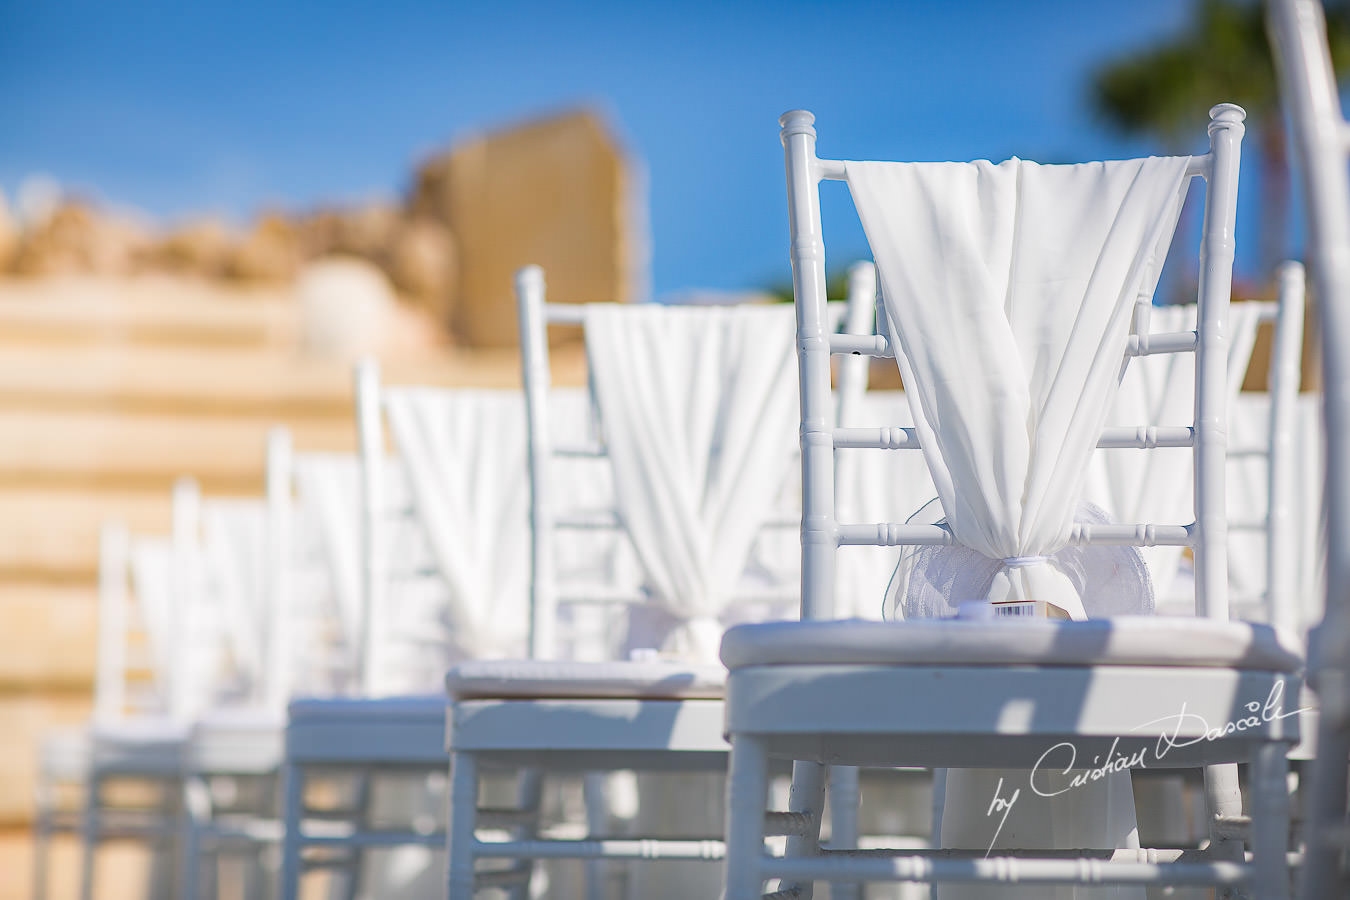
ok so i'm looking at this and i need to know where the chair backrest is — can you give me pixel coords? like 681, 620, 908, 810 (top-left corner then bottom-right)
782, 105, 1245, 623
1084, 268, 1304, 624
353, 361, 536, 690
94, 519, 131, 723
1270, 0, 1350, 608
516, 268, 879, 661
199, 496, 268, 707
1224, 263, 1309, 631
94, 478, 207, 723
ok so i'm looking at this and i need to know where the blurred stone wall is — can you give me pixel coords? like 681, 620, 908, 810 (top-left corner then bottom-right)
0, 107, 628, 898
413, 108, 639, 346
0, 107, 639, 352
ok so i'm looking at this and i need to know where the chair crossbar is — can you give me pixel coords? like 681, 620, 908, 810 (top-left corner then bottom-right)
296, 829, 444, 849
834, 425, 1195, 452
829, 334, 893, 358
760, 852, 1249, 887
554, 510, 623, 530
1243, 300, 1280, 323
836, 522, 1193, 548
474, 869, 533, 890
471, 837, 727, 861
765, 811, 814, 837
814, 155, 1212, 183
554, 443, 606, 459
476, 807, 539, 828
831, 330, 1200, 363
1124, 330, 1197, 357
556, 589, 647, 606
542, 303, 586, 325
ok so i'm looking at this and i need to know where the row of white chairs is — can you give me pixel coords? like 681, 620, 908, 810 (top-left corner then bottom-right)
35, 3, 1348, 893
42, 241, 1315, 900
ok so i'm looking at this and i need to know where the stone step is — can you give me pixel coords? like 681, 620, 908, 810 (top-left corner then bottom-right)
0, 827, 147, 900
0, 487, 180, 583
0, 583, 97, 690
0, 410, 356, 493
0, 690, 91, 825
0, 276, 295, 349
0, 341, 566, 418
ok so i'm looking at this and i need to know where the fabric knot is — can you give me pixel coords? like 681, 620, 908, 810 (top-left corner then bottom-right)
1001, 555, 1051, 568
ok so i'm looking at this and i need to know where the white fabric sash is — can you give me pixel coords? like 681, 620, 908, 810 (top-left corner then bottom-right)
130, 537, 175, 694
1084, 302, 1263, 606
848, 156, 1190, 619
294, 454, 365, 649
383, 388, 531, 659
201, 500, 269, 695
584, 303, 799, 662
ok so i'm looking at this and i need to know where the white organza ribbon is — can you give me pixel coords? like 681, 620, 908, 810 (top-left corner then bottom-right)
888, 501, 1154, 621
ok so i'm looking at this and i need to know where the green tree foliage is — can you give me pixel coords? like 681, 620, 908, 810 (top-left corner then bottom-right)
1091, 0, 1350, 284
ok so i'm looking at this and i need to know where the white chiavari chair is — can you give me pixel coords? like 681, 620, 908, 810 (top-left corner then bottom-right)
279, 389, 449, 900
1085, 265, 1308, 853
719, 106, 1304, 900
75, 478, 210, 900
440, 268, 878, 900
282, 366, 564, 900
1267, 4, 1350, 893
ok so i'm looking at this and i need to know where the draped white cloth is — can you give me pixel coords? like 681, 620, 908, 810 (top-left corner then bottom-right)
201, 500, 269, 703
384, 388, 531, 660
293, 453, 439, 695
130, 537, 176, 706
293, 454, 365, 654
133, 531, 230, 719
583, 303, 800, 663
1083, 302, 1264, 608
848, 156, 1190, 621
849, 155, 1191, 900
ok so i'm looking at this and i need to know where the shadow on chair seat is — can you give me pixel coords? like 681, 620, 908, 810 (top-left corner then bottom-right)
446, 659, 727, 701
720, 617, 1304, 670
287, 694, 445, 764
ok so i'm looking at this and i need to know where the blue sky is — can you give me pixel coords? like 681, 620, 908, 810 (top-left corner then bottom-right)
2, 0, 1254, 298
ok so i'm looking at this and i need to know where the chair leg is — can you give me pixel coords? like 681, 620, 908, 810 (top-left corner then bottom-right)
340, 770, 373, 900
32, 801, 52, 900
78, 773, 101, 900
827, 765, 862, 900
724, 735, 770, 900
780, 760, 828, 900
1203, 761, 1246, 900
279, 764, 304, 900
180, 776, 214, 900
508, 768, 545, 900
1251, 743, 1292, 900
930, 767, 947, 900
447, 752, 479, 900
582, 772, 609, 900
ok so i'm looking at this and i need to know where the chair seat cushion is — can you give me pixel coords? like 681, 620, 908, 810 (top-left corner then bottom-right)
287, 694, 444, 724
89, 717, 191, 745
720, 617, 1303, 673
445, 660, 726, 701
